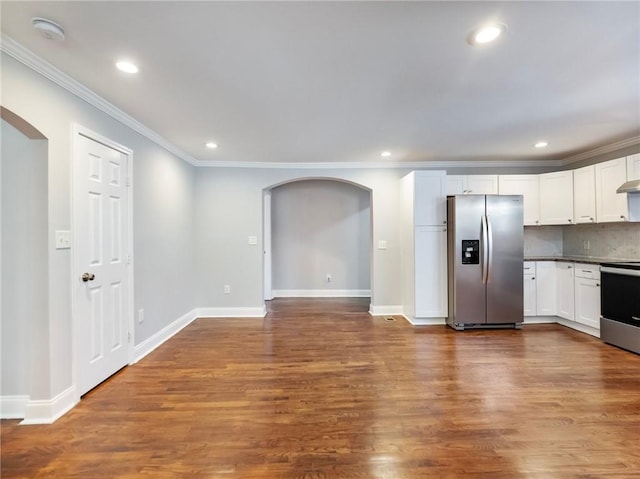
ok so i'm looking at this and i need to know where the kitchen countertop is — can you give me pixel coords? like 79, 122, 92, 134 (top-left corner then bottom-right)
524, 256, 639, 265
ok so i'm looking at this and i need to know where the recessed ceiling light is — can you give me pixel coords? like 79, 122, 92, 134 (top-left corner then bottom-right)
381, 151, 391, 157
116, 61, 138, 74
534, 141, 549, 148
467, 23, 507, 45
32, 17, 65, 41
206, 142, 218, 149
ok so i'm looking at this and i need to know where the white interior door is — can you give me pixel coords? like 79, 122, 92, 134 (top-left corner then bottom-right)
74, 131, 131, 396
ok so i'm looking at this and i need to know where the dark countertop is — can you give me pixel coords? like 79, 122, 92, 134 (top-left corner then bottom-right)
524, 256, 639, 265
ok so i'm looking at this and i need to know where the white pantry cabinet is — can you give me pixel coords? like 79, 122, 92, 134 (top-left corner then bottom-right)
539, 171, 574, 225
498, 175, 540, 226
574, 264, 601, 331
400, 171, 448, 322
595, 158, 628, 222
414, 171, 447, 226
415, 226, 448, 318
535, 261, 557, 316
556, 262, 575, 321
573, 165, 597, 224
627, 153, 640, 181
446, 175, 498, 195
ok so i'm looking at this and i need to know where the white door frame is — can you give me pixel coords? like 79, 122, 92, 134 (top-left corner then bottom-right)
263, 190, 273, 300
71, 124, 134, 403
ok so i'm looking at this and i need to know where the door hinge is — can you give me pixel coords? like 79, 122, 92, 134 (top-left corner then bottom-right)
126, 177, 131, 187
128, 332, 131, 343
126, 254, 131, 265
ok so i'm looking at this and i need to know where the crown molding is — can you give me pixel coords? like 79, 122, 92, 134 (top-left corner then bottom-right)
558, 135, 640, 166
3, 34, 636, 171
1, 34, 200, 166
191, 159, 562, 169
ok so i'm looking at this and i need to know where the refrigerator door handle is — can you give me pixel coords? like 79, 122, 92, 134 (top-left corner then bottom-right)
481, 215, 489, 284
486, 215, 493, 283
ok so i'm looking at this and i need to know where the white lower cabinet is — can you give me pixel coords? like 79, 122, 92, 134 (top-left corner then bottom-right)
415, 226, 448, 318
535, 261, 557, 316
574, 264, 601, 330
556, 262, 575, 320
525, 261, 600, 336
523, 262, 536, 317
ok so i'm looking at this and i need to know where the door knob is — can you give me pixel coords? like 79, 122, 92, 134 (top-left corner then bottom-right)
81, 272, 95, 282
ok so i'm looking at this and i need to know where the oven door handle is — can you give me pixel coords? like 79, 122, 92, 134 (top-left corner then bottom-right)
600, 266, 640, 277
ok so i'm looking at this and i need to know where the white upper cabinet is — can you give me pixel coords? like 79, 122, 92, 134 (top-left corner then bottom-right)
498, 175, 540, 226
595, 158, 628, 222
446, 175, 499, 195
467, 175, 499, 194
627, 153, 640, 181
414, 171, 447, 226
573, 165, 597, 224
539, 171, 574, 225
446, 176, 466, 195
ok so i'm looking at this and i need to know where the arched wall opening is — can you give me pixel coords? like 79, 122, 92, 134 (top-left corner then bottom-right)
1, 107, 50, 419
263, 177, 373, 307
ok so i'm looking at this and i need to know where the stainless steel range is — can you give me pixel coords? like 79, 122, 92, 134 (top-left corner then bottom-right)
600, 262, 640, 354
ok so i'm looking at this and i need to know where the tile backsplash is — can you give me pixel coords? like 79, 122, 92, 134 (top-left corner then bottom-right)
562, 223, 640, 260
524, 226, 563, 257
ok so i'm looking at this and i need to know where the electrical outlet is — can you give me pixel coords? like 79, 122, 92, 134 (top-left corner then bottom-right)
583, 240, 590, 250
55, 230, 71, 249
137, 308, 144, 324
326, 274, 332, 283
224, 284, 231, 294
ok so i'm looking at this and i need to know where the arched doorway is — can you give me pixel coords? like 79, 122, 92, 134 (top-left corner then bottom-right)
263, 178, 372, 308
1, 107, 49, 419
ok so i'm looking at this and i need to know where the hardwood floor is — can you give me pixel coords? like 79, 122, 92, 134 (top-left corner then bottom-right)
2, 298, 639, 478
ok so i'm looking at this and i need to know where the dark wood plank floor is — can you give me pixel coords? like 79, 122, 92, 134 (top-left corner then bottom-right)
2, 298, 639, 478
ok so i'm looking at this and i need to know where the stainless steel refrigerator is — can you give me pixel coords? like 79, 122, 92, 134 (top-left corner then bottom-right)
446, 195, 524, 330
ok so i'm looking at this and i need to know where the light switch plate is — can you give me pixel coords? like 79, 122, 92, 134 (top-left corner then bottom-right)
248, 236, 258, 245
378, 240, 387, 250
55, 230, 71, 249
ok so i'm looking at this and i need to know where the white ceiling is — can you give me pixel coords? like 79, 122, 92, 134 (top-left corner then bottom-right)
1, 1, 639, 166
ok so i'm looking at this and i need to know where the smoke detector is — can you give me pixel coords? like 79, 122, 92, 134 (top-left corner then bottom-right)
32, 18, 65, 41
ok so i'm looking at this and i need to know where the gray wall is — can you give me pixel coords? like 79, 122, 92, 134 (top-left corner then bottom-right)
1, 52, 196, 404
271, 180, 370, 293
194, 168, 404, 309
1, 120, 48, 399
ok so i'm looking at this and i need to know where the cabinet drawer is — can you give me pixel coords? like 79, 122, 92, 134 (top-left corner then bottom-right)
574, 264, 600, 280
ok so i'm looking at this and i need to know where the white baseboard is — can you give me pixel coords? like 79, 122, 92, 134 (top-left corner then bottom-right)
0, 395, 30, 419
524, 316, 558, 324
273, 289, 371, 298
557, 317, 600, 338
133, 308, 198, 363
403, 316, 447, 326
369, 305, 403, 316
196, 306, 267, 318
20, 386, 76, 425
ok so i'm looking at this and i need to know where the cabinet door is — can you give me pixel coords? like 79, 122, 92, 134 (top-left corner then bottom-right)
467, 175, 499, 194
446, 175, 466, 195
556, 262, 575, 320
539, 171, 574, 225
523, 273, 537, 317
595, 158, 628, 222
627, 153, 640, 181
415, 171, 446, 226
573, 165, 597, 224
498, 175, 540, 226
415, 226, 448, 317
535, 262, 557, 316
574, 277, 601, 330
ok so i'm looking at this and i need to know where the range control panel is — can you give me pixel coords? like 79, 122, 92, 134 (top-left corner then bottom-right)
462, 240, 480, 265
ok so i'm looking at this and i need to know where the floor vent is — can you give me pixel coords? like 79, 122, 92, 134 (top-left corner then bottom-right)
384, 316, 395, 322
